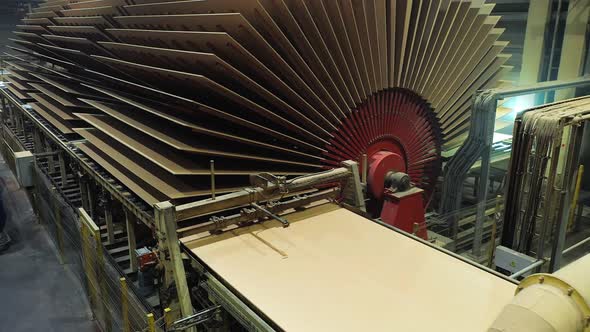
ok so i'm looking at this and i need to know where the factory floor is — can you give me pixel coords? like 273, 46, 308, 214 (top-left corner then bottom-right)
0, 157, 98, 332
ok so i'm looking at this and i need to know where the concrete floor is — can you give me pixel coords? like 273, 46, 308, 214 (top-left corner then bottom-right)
0, 158, 98, 332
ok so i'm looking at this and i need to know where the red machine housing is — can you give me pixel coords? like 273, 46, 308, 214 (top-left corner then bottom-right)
381, 188, 428, 239
322, 89, 439, 240
368, 151, 428, 240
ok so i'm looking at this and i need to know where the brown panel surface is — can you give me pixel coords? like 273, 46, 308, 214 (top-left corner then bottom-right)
184, 206, 515, 332
29, 102, 75, 134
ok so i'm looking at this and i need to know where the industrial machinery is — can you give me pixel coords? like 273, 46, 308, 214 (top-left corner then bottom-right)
5, 0, 509, 221
503, 96, 590, 272
2, 0, 590, 331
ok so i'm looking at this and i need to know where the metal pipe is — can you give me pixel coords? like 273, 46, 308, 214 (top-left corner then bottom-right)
443, 76, 590, 257
509, 259, 545, 279
210, 160, 216, 200
563, 236, 590, 255
251, 203, 289, 227
177, 189, 339, 237
443, 75, 590, 216
361, 153, 367, 185
487, 195, 502, 267
550, 123, 584, 272
544, 0, 563, 104
567, 165, 585, 232
176, 166, 351, 221
499, 75, 590, 99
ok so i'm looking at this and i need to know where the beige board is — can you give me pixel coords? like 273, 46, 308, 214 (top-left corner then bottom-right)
15, 24, 48, 33
29, 93, 77, 121
73, 127, 244, 200
5, 84, 33, 101
29, 102, 75, 134
12, 0, 511, 206
183, 205, 515, 332
53, 16, 113, 29
47, 25, 112, 41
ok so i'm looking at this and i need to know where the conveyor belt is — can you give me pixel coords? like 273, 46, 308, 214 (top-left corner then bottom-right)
182, 204, 516, 331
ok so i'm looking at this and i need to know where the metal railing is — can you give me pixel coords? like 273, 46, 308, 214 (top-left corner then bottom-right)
31, 163, 160, 332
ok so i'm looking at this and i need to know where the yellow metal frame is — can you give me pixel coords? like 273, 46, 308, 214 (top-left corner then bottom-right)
568, 165, 585, 232
120, 277, 131, 332
80, 212, 99, 316
79, 207, 113, 332
52, 187, 65, 264
147, 313, 156, 332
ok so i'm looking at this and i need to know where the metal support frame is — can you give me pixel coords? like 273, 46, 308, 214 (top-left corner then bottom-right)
509, 259, 545, 279
86, 181, 95, 219
169, 305, 221, 331
0, 85, 178, 328
120, 277, 131, 332
80, 207, 113, 331
80, 208, 100, 318
45, 138, 55, 174
567, 165, 585, 232
79, 172, 91, 213
441, 76, 590, 257
555, 0, 590, 100
51, 186, 65, 264
178, 189, 339, 238
341, 160, 366, 212
32, 128, 42, 154
154, 201, 195, 331
147, 313, 156, 332
104, 195, 115, 245
176, 165, 353, 222
58, 151, 67, 188
124, 208, 138, 273
550, 121, 585, 271
563, 236, 590, 255
185, 250, 276, 332
520, 0, 552, 86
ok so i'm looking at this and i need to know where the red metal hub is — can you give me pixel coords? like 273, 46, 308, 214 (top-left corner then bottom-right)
322, 88, 443, 203
367, 151, 405, 200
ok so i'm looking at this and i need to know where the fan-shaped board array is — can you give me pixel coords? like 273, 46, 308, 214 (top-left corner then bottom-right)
7, 0, 510, 206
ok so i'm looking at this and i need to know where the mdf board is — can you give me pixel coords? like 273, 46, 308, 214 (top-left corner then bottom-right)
10, 0, 511, 207
183, 205, 515, 331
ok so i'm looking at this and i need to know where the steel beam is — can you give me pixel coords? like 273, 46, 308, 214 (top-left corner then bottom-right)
520, 0, 552, 85
124, 208, 138, 273
154, 201, 195, 331
520, 0, 552, 107
555, 0, 590, 100
550, 121, 585, 271
104, 195, 115, 245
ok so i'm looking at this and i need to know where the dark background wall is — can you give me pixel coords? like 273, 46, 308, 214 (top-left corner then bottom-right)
1, 17, 18, 55
0, 1, 40, 55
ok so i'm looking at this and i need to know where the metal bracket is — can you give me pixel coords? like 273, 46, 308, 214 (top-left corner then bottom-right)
251, 203, 289, 227
168, 305, 222, 331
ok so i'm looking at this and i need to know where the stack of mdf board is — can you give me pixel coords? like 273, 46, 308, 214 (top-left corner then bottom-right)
7, 0, 510, 208
2, 60, 103, 135
503, 96, 590, 254
182, 203, 516, 331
